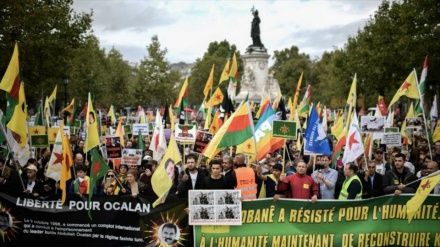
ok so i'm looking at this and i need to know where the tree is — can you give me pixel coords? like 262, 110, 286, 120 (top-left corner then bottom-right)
0, 0, 93, 111
332, 0, 440, 108
189, 40, 241, 106
133, 35, 181, 108
269, 46, 313, 99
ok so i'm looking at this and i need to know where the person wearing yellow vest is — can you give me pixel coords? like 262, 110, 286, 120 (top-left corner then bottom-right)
338, 163, 362, 200
256, 163, 283, 198
234, 153, 257, 201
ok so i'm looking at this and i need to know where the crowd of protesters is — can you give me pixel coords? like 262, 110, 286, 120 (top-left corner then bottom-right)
1, 123, 439, 203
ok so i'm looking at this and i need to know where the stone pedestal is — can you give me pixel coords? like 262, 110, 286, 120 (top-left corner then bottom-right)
234, 46, 279, 103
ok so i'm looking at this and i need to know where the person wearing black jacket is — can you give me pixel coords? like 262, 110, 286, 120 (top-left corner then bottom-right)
359, 161, 384, 199
383, 153, 418, 195
177, 154, 205, 198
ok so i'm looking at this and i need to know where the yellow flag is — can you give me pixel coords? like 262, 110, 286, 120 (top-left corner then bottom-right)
433, 123, 440, 142
208, 87, 224, 106
61, 131, 73, 204
203, 64, 214, 99
388, 70, 420, 109
204, 106, 212, 130
151, 135, 181, 207
331, 114, 345, 140
48, 84, 57, 108
7, 83, 28, 146
401, 102, 415, 145
209, 109, 221, 135
237, 138, 256, 156
229, 52, 238, 79
61, 98, 75, 114
29, 126, 46, 136
107, 104, 116, 124
346, 73, 357, 106
219, 60, 230, 84
291, 71, 303, 115
0, 43, 20, 97
115, 117, 125, 148
85, 93, 100, 152
44, 96, 51, 128
406, 172, 440, 223
169, 104, 175, 132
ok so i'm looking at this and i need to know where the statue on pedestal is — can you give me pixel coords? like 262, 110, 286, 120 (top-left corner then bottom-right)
266, 71, 281, 99
247, 7, 267, 54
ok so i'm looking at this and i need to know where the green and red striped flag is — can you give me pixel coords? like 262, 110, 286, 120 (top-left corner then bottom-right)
415, 56, 428, 116
202, 101, 254, 159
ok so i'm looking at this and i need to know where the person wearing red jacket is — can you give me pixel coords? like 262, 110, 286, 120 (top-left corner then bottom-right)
274, 161, 319, 202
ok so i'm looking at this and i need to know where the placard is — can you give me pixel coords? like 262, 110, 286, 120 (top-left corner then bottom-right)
384, 127, 399, 133
105, 136, 122, 158
381, 133, 401, 146
193, 131, 212, 153
132, 123, 149, 136
175, 124, 196, 143
360, 116, 385, 133
188, 190, 242, 226
121, 148, 143, 166
405, 117, 423, 129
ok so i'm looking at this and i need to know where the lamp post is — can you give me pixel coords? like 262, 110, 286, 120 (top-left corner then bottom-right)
63, 78, 69, 123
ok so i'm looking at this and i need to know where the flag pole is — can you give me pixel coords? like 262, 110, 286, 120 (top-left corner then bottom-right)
404, 170, 440, 187
413, 68, 433, 159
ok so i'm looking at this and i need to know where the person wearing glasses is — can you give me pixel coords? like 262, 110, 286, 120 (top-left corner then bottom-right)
102, 170, 125, 195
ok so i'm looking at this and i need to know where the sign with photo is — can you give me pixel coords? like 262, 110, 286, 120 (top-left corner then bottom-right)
405, 117, 423, 129
121, 148, 143, 166
188, 190, 242, 226
132, 123, 149, 136
193, 131, 213, 154
272, 120, 297, 139
105, 136, 122, 158
175, 124, 196, 143
360, 116, 386, 133
123, 124, 132, 135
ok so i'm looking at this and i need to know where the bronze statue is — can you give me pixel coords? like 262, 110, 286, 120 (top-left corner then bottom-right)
251, 8, 263, 47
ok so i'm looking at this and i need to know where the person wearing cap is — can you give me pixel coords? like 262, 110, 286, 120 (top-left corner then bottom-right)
256, 162, 284, 198
23, 164, 44, 199
373, 148, 391, 175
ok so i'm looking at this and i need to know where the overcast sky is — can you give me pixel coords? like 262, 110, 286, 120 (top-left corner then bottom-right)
72, 0, 383, 65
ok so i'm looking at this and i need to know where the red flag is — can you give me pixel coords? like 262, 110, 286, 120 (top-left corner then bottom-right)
378, 95, 387, 115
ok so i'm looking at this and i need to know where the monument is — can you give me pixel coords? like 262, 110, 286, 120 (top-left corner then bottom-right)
234, 7, 280, 103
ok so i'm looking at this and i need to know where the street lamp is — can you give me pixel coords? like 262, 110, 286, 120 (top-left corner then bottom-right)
63, 78, 69, 107
63, 78, 69, 123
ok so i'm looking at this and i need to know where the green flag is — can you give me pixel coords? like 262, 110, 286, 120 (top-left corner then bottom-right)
138, 129, 145, 151
34, 100, 44, 126
272, 120, 297, 139
88, 149, 110, 219
30, 134, 49, 147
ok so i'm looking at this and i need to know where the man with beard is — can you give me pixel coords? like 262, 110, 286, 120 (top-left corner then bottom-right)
311, 155, 338, 199
177, 154, 205, 198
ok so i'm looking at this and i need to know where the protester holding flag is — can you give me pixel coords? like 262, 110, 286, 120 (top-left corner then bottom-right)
68, 164, 90, 196
383, 153, 418, 195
